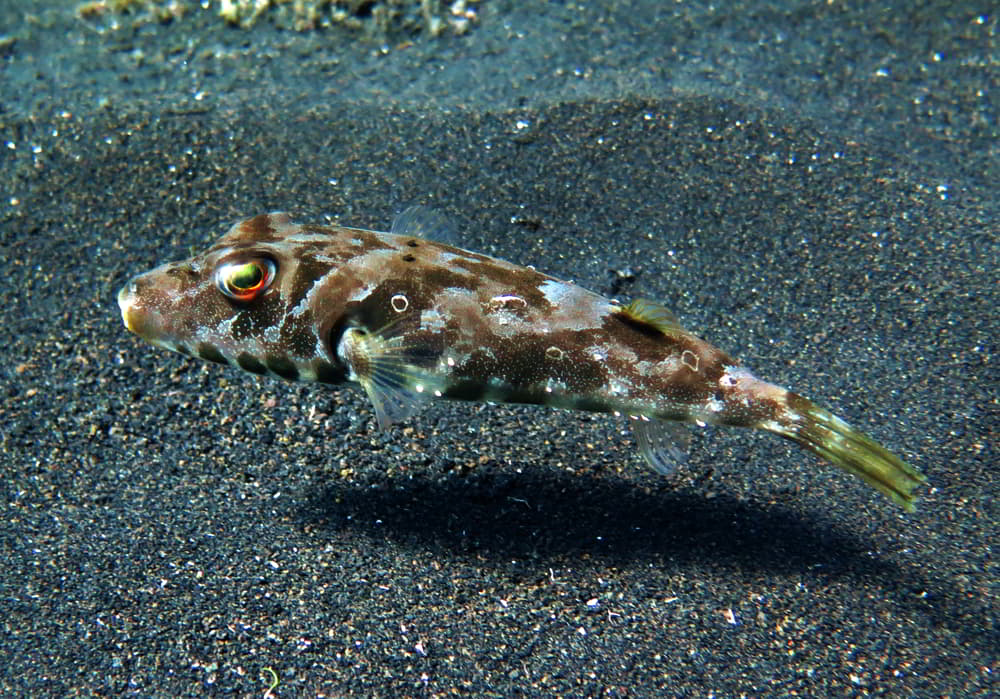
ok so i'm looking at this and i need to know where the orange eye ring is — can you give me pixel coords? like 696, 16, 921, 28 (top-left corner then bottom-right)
216, 258, 276, 302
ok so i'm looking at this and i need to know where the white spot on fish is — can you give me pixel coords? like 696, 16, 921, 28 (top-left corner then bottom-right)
488, 294, 527, 310
587, 345, 608, 362
609, 378, 631, 396
545, 346, 565, 360
391, 294, 409, 312
486, 295, 531, 329
681, 350, 699, 372
545, 378, 566, 394
720, 365, 754, 386
262, 324, 281, 344
216, 316, 237, 337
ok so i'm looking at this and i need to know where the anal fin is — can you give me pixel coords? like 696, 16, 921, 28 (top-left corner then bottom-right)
630, 415, 691, 476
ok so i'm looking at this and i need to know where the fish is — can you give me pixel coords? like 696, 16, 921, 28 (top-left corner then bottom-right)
118, 207, 926, 511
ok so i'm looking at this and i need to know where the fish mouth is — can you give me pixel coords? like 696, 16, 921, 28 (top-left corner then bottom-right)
117, 281, 139, 333
118, 279, 166, 345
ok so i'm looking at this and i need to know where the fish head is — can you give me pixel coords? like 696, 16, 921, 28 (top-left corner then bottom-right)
117, 212, 350, 384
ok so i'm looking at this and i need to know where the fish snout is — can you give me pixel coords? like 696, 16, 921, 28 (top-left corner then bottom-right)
118, 279, 141, 333
117, 275, 169, 344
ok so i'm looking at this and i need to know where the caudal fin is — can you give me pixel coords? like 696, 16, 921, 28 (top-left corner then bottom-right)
769, 393, 926, 512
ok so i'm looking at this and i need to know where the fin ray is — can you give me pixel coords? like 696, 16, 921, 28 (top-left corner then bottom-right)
619, 299, 684, 336
770, 394, 927, 511
338, 320, 444, 430
631, 415, 691, 476
361, 364, 432, 429
391, 206, 459, 247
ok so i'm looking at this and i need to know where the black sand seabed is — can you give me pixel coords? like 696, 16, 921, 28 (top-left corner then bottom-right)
1, 2, 996, 696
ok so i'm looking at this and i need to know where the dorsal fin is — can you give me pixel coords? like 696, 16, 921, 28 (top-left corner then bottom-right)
390, 206, 459, 247
617, 298, 684, 336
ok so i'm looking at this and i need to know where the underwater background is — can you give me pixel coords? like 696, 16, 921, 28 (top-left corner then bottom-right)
1, 1, 995, 695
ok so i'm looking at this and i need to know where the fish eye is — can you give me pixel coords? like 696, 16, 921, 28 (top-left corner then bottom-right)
216, 257, 276, 302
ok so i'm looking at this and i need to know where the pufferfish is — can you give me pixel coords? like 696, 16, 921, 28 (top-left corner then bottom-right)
118, 207, 925, 511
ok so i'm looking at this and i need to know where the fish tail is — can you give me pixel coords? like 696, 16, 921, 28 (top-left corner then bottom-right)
766, 393, 926, 512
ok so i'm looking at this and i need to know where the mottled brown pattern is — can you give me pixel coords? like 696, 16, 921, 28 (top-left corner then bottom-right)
351, 229, 396, 252
602, 312, 733, 401
178, 286, 232, 340
283, 250, 341, 314
277, 309, 318, 358
229, 292, 284, 342
450, 258, 554, 310
454, 330, 610, 395
234, 213, 280, 243
119, 209, 926, 511
416, 265, 484, 295
345, 281, 429, 331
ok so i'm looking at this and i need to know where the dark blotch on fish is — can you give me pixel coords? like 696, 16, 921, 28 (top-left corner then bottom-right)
237, 353, 268, 375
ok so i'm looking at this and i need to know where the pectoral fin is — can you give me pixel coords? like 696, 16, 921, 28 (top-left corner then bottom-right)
336, 323, 443, 429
